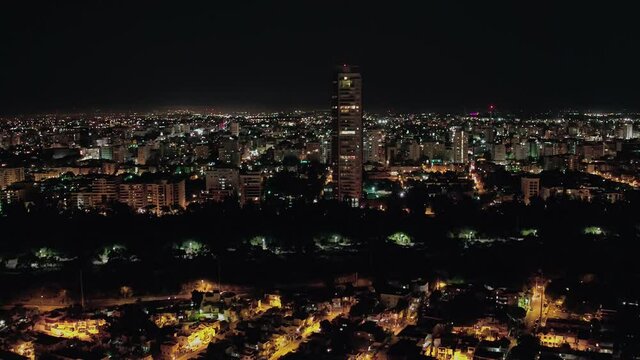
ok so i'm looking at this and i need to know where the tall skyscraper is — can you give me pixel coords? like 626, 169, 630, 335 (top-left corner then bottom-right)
331, 65, 363, 205
451, 126, 468, 164
624, 123, 634, 139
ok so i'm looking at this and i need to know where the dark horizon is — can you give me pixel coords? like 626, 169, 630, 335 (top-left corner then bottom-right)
2, 1, 639, 115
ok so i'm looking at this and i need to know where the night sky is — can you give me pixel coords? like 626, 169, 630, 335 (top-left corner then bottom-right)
1, 1, 638, 114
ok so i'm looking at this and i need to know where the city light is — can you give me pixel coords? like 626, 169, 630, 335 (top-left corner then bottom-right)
0, 4, 638, 359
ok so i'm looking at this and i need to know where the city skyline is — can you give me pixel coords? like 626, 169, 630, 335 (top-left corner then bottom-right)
2, 2, 640, 360
2, 104, 639, 358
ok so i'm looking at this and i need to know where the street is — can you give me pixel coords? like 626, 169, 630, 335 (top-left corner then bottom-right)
524, 285, 545, 330
269, 307, 349, 360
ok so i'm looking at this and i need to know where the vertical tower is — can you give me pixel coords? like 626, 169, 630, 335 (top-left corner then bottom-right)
230, 122, 240, 137
624, 123, 634, 139
451, 126, 468, 164
331, 65, 363, 206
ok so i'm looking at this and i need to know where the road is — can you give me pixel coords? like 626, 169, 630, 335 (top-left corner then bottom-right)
587, 169, 639, 188
2, 294, 191, 311
177, 344, 210, 360
270, 340, 302, 360
3, 282, 251, 312
546, 302, 568, 320
352, 297, 422, 359
176, 301, 274, 360
269, 307, 348, 360
470, 163, 486, 195
524, 285, 545, 330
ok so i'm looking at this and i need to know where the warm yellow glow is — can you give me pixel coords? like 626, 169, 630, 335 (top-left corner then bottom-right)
587, 169, 639, 188
268, 305, 352, 360
266, 294, 282, 308
183, 324, 217, 351
154, 313, 178, 328
11, 341, 35, 360
424, 206, 436, 217
452, 349, 471, 360
37, 319, 106, 341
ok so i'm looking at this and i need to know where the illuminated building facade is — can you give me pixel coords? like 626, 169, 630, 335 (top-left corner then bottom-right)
218, 137, 240, 167
451, 126, 468, 164
625, 123, 634, 139
364, 129, 385, 164
205, 167, 240, 202
0, 167, 25, 189
521, 177, 540, 205
239, 172, 263, 206
194, 144, 210, 160
118, 179, 186, 214
492, 143, 506, 164
90, 176, 119, 205
136, 144, 151, 165
229, 121, 240, 137
331, 65, 363, 205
